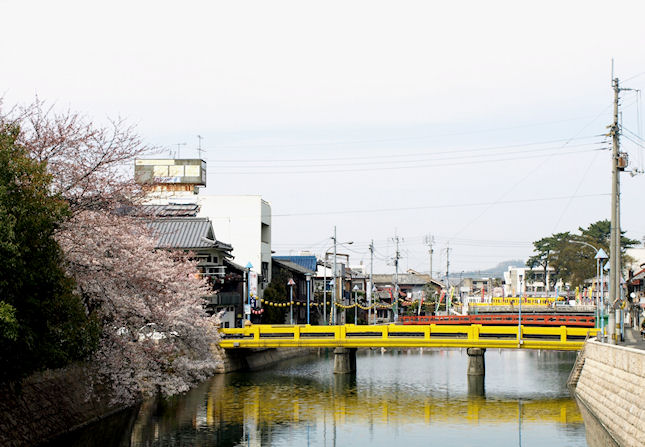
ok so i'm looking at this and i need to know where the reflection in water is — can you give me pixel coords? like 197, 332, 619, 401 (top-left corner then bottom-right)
127, 349, 589, 447
467, 374, 485, 396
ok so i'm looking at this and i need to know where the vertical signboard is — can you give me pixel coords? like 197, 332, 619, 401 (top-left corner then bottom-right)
249, 271, 258, 298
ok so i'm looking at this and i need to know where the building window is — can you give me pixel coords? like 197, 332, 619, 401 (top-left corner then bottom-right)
261, 262, 269, 283
261, 223, 270, 244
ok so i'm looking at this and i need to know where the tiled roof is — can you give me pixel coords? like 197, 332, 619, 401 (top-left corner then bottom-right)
148, 218, 232, 251
224, 258, 246, 272
273, 258, 315, 275
117, 203, 200, 217
273, 255, 318, 272
372, 273, 440, 286
141, 203, 200, 217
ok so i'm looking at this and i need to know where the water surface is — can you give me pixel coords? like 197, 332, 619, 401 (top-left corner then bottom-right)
129, 349, 587, 446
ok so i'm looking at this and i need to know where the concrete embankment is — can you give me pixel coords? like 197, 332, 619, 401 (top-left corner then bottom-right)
0, 364, 132, 447
0, 347, 316, 446
213, 344, 316, 373
573, 339, 645, 447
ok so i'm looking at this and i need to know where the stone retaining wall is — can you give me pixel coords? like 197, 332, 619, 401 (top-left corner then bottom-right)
1, 347, 314, 446
575, 340, 645, 447
0, 364, 127, 447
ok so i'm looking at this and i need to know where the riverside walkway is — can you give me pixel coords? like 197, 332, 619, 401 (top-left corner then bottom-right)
219, 324, 598, 351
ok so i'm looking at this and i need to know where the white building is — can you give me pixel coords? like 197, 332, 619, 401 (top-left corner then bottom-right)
503, 266, 565, 297
626, 247, 645, 273
197, 195, 272, 291
133, 159, 273, 299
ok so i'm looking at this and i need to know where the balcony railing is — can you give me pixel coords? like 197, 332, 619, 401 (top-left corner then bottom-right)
197, 263, 227, 278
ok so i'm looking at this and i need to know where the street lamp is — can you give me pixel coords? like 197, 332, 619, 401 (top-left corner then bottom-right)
288, 278, 295, 325
597, 250, 608, 339
352, 285, 359, 325
245, 262, 253, 323
570, 240, 608, 338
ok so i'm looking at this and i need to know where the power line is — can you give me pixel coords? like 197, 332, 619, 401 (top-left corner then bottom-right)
448, 105, 611, 240
210, 147, 604, 175
624, 70, 645, 82
550, 150, 602, 232
207, 136, 600, 164
272, 192, 608, 217
208, 144, 602, 169
193, 114, 608, 150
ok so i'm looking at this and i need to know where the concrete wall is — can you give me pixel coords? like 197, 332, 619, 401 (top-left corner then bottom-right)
212, 345, 315, 373
575, 340, 645, 447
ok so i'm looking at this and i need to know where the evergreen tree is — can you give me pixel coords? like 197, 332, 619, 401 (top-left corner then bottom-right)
262, 270, 290, 324
0, 126, 98, 383
527, 220, 640, 289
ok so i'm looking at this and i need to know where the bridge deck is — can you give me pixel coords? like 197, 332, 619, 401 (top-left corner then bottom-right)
219, 324, 597, 350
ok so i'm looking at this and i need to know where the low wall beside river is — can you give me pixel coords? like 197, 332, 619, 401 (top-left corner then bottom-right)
574, 340, 645, 447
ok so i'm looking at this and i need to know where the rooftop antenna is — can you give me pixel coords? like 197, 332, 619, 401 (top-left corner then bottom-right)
175, 142, 187, 158
197, 135, 204, 159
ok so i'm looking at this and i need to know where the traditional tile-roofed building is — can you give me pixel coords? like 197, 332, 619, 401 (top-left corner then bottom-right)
147, 217, 244, 327
372, 273, 442, 290
148, 217, 232, 252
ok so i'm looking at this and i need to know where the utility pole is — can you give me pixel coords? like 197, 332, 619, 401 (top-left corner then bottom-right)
425, 234, 434, 279
323, 253, 327, 325
332, 226, 337, 326
369, 240, 374, 325
609, 74, 626, 343
393, 234, 401, 323
446, 243, 450, 316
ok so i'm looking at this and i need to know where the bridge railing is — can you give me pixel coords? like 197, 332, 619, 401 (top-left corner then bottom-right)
219, 324, 598, 350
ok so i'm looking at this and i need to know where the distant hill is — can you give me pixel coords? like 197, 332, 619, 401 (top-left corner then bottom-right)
450, 259, 526, 280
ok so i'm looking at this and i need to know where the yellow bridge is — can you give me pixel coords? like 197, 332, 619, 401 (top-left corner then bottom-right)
219, 324, 598, 351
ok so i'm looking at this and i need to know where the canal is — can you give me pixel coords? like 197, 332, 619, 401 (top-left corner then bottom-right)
53, 349, 594, 446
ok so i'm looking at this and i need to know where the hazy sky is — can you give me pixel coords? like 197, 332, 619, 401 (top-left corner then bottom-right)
3, 0, 645, 276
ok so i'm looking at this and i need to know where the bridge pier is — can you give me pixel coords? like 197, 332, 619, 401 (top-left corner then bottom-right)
467, 374, 485, 396
466, 348, 486, 395
466, 347, 486, 376
333, 347, 357, 374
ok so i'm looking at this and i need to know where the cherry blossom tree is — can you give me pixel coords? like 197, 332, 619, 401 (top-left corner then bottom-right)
7, 98, 147, 213
59, 211, 218, 402
1, 99, 219, 402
